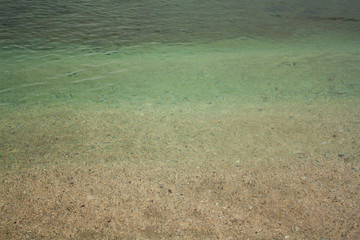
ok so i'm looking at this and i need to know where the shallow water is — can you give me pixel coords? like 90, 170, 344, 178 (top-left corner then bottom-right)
1, 1, 360, 239
2, 0, 358, 48
0, 0, 359, 111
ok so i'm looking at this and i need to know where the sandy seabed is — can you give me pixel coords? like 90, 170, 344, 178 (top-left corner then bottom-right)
0, 100, 359, 240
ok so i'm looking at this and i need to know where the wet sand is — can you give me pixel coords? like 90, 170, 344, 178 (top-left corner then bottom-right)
1, 100, 359, 239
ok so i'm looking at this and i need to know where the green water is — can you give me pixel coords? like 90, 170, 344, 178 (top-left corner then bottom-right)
0, 0, 359, 113
1, 34, 359, 113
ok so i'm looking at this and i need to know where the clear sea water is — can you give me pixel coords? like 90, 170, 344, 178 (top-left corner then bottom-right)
0, 0, 359, 111
1, 2, 360, 238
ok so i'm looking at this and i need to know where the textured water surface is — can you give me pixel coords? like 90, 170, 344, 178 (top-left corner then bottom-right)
0, 0, 359, 110
1, 0, 359, 49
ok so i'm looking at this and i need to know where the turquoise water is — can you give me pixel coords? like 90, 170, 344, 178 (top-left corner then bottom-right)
0, 0, 359, 111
